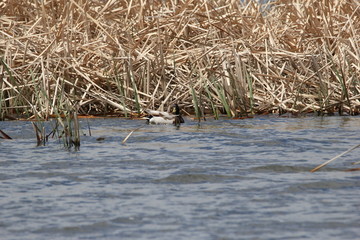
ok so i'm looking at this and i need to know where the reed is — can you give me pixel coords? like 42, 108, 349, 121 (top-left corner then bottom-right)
210, 75, 232, 117
1, 0, 360, 118
31, 121, 46, 146
190, 85, 201, 121
29, 101, 81, 149
53, 103, 81, 150
204, 85, 219, 120
113, 73, 129, 118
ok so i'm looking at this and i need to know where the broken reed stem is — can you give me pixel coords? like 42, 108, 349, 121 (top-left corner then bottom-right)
122, 126, 143, 144
0, 129, 12, 139
310, 143, 360, 172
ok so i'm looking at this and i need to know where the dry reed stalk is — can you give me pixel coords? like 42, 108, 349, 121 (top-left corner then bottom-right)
310, 143, 360, 173
1, 0, 360, 118
121, 126, 143, 144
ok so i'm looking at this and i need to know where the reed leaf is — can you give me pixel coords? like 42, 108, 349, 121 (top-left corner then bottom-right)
205, 85, 219, 120
210, 76, 232, 117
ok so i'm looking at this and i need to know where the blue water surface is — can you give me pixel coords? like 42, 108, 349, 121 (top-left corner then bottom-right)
0, 115, 359, 240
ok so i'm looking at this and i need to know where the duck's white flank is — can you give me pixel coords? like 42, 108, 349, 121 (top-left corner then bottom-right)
145, 109, 174, 119
143, 104, 184, 125
148, 116, 174, 125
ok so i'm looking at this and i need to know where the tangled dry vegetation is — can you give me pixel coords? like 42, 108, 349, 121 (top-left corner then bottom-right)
1, 0, 360, 120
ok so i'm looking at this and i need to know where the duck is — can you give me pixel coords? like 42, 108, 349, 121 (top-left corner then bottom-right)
144, 104, 185, 126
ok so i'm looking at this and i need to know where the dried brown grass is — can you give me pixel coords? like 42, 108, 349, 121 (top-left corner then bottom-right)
1, 0, 360, 118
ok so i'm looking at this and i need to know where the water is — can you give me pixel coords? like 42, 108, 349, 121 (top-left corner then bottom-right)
1, 115, 359, 240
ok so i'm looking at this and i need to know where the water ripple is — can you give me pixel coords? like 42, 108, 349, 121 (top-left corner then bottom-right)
1, 116, 360, 239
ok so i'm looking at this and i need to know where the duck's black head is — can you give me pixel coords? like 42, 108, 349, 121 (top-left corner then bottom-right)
172, 104, 184, 125
171, 104, 181, 115
144, 115, 153, 124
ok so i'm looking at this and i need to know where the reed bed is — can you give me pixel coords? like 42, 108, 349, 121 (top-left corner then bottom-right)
1, 0, 360, 119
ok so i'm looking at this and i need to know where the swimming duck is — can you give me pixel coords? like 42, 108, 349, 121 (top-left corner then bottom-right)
144, 104, 184, 126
